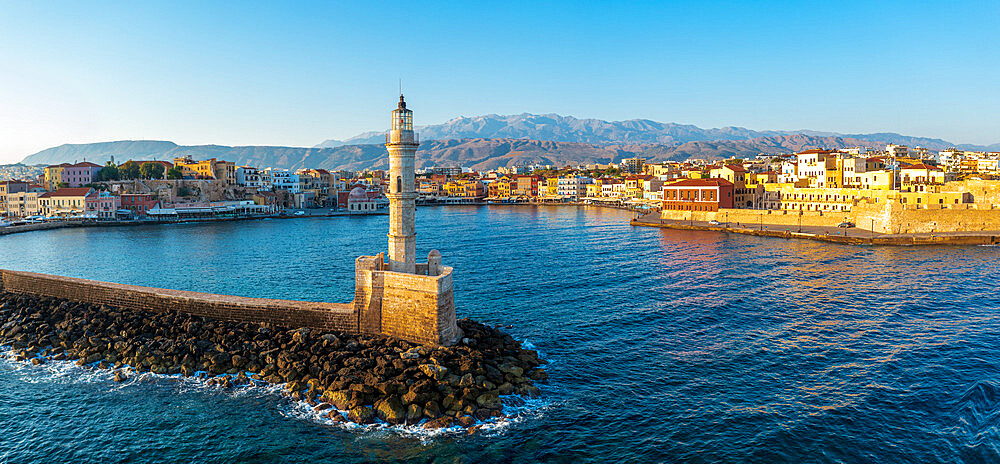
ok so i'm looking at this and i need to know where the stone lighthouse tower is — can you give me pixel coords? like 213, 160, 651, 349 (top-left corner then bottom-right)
385, 94, 418, 274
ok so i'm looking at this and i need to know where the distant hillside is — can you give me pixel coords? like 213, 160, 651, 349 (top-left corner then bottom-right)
317, 113, 964, 150
21, 134, 896, 172
21, 140, 181, 165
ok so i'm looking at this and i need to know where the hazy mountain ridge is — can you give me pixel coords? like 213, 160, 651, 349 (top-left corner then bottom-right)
22, 113, 998, 171
317, 113, 968, 150
21, 135, 895, 172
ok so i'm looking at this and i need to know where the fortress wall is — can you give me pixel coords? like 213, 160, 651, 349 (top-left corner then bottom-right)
377, 266, 461, 346
659, 208, 847, 228
1, 258, 463, 347
660, 203, 1000, 234
852, 201, 1000, 234
0, 270, 356, 333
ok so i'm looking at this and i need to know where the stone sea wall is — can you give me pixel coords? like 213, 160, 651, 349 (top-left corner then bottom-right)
0, 261, 462, 347
660, 202, 1000, 234
0, 270, 357, 332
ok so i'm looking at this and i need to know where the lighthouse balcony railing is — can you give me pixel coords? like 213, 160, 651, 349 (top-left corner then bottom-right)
385, 132, 419, 144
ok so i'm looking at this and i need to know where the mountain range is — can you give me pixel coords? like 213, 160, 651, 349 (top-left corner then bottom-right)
20, 113, 1000, 171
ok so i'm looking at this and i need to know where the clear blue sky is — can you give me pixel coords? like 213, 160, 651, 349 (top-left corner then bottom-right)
1, 0, 998, 163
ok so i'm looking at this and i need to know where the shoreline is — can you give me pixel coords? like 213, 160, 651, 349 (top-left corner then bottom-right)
631, 215, 1000, 246
0, 291, 547, 431
0, 201, 646, 237
0, 211, 388, 237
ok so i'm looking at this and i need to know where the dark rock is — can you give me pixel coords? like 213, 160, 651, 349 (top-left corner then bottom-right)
422, 416, 454, 429
405, 404, 423, 424
374, 396, 406, 425
347, 406, 375, 424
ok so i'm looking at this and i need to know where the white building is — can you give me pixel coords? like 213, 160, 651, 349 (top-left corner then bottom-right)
556, 176, 593, 199
236, 166, 262, 189
267, 169, 300, 193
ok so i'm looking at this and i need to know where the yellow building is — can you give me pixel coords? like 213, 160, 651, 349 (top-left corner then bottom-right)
44, 164, 70, 190
172, 157, 236, 185
764, 183, 970, 213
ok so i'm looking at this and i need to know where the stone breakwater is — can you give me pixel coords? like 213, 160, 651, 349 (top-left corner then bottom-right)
0, 292, 547, 430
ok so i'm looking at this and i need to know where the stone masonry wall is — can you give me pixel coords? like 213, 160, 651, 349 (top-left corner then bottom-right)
661, 204, 1000, 234
377, 266, 460, 346
0, 254, 463, 347
0, 270, 356, 333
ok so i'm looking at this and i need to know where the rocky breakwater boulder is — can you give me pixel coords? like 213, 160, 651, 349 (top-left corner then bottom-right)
0, 292, 547, 430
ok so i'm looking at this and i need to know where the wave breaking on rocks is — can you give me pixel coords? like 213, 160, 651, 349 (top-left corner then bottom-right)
0, 292, 548, 432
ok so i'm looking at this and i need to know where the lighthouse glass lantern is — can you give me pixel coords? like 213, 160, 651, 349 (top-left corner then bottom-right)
392, 96, 413, 132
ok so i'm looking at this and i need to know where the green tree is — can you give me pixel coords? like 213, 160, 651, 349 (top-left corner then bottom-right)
140, 162, 165, 179
166, 166, 184, 180
120, 161, 141, 180
95, 163, 120, 182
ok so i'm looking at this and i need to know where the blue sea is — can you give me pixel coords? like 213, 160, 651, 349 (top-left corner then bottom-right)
1, 205, 999, 463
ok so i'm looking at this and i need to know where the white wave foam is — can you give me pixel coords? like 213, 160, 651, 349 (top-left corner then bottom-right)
1, 345, 554, 440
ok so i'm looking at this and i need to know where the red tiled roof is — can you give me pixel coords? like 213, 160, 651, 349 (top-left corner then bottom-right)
71, 162, 102, 168
901, 163, 943, 171
723, 164, 747, 172
39, 188, 93, 198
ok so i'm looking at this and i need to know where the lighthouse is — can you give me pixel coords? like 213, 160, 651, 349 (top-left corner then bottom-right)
385, 94, 418, 274
349, 94, 461, 346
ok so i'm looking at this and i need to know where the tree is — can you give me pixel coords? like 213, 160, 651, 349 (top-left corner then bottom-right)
140, 162, 165, 179
120, 161, 141, 180
166, 166, 184, 180
95, 163, 120, 182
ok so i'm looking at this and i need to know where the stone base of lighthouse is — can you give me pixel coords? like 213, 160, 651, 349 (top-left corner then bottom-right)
352, 251, 463, 346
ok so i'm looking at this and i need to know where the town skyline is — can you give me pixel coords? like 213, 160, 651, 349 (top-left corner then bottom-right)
3, 1, 1000, 163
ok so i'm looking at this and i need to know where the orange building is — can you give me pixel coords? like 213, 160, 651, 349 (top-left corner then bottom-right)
661, 178, 734, 212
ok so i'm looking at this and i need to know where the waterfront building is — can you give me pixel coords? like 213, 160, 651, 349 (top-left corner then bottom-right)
267, 169, 300, 193
641, 178, 665, 201
460, 180, 485, 199
61, 162, 103, 187
624, 175, 654, 199
85, 191, 120, 219
417, 178, 442, 196
236, 166, 262, 189
513, 175, 541, 198
347, 186, 378, 212
119, 193, 160, 217
709, 164, 755, 207
661, 178, 734, 212
545, 177, 558, 197
556, 176, 593, 199
6, 190, 44, 218
38, 187, 95, 217
0, 181, 29, 217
